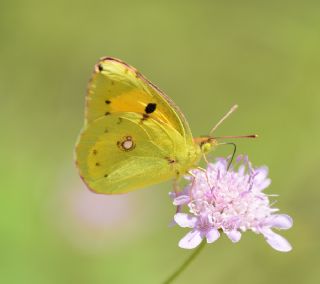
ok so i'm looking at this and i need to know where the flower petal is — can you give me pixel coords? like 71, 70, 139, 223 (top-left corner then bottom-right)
256, 179, 271, 191
262, 228, 292, 252
206, 228, 220, 243
270, 214, 293, 230
255, 166, 269, 181
252, 166, 271, 191
179, 230, 203, 249
174, 213, 197, 228
208, 159, 228, 173
168, 191, 176, 200
226, 230, 242, 243
238, 165, 245, 176
173, 195, 191, 206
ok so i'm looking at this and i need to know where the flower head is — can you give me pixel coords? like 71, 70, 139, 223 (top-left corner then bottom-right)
170, 156, 293, 252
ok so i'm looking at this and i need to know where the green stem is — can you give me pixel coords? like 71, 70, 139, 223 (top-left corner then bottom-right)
162, 241, 206, 284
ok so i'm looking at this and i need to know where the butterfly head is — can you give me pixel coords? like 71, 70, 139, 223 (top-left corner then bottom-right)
194, 137, 218, 154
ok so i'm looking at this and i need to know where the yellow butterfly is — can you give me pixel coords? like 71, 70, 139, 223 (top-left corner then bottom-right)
75, 57, 243, 194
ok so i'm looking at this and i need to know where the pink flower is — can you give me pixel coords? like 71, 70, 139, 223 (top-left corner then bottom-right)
170, 156, 293, 252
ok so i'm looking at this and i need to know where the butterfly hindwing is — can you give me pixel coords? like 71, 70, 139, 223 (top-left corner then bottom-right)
76, 112, 193, 194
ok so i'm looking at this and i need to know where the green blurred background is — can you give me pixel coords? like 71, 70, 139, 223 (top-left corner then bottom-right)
1, 0, 319, 283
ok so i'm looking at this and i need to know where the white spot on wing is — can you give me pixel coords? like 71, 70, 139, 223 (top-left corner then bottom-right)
123, 140, 133, 150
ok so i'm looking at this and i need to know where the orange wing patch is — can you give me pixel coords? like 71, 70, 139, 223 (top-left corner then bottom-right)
85, 57, 188, 140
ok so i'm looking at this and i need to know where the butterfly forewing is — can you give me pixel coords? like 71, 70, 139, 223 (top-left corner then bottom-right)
85, 57, 193, 143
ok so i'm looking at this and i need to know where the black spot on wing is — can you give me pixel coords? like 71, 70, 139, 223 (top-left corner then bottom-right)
145, 103, 157, 114
165, 157, 176, 164
105, 100, 111, 104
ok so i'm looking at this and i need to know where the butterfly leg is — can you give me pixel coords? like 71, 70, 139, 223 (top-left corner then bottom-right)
172, 178, 186, 215
186, 171, 197, 202
173, 178, 180, 194
187, 167, 211, 190
196, 166, 212, 188
187, 171, 197, 189
203, 152, 210, 165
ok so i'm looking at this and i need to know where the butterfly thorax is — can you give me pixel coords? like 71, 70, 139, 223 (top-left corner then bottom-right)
172, 140, 202, 177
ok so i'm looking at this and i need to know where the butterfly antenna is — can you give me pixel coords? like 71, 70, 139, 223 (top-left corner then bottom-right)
214, 134, 258, 139
209, 104, 238, 135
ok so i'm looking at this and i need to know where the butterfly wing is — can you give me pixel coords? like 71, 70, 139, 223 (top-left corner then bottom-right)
76, 57, 201, 194
85, 57, 194, 143
76, 112, 198, 194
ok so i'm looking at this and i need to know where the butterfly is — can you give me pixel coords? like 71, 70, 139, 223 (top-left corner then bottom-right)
75, 57, 244, 194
